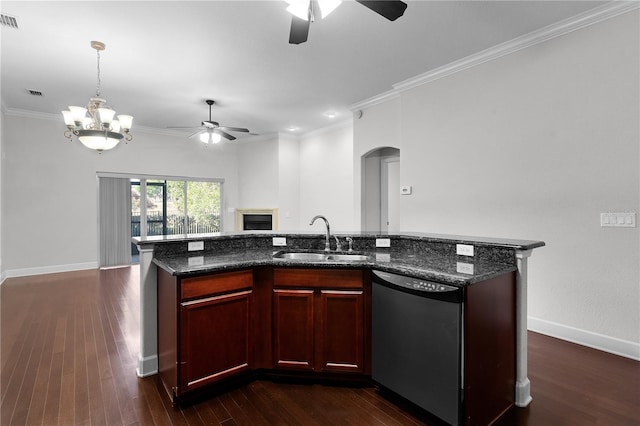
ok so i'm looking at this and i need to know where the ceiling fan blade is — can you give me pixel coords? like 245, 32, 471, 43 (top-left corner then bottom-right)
187, 129, 205, 139
355, 0, 407, 21
219, 126, 250, 133
214, 129, 236, 141
289, 15, 310, 44
167, 126, 200, 129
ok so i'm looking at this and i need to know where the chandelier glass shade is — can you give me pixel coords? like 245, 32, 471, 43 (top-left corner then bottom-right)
62, 41, 133, 153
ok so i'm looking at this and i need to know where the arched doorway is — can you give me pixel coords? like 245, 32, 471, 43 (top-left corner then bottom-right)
361, 147, 400, 232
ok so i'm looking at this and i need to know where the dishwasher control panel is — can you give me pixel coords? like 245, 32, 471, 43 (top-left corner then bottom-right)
410, 280, 456, 292
372, 270, 460, 294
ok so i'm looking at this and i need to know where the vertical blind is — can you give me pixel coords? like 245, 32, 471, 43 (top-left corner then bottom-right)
99, 177, 131, 267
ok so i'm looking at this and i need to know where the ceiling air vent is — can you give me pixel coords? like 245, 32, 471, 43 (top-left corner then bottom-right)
27, 89, 43, 97
0, 14, 19, 29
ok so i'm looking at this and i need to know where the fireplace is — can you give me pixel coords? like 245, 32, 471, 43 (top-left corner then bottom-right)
235, 208, 278, 231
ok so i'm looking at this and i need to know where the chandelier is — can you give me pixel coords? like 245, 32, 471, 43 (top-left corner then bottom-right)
62, 41, 133, 152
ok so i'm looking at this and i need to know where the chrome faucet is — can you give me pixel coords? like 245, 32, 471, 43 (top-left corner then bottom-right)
346, 237, 354, 253
333, 235, 343, 252
309, 215, 331, 252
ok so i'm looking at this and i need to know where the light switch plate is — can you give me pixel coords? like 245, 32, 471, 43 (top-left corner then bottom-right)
456, 244, 474, 256
600, 212, 636, 227
272, 237, 287, 246
376, 238, 391, 248
400, 186, 412, 195
188, 241, 204, 251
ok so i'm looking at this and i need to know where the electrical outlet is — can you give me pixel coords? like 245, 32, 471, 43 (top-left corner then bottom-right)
188, 241, 204, 251
376, 238, 391, 248
456, 244, 474, 256
272, 237, 287, 246
188, 256, 204, 266
456, 262, 474, 274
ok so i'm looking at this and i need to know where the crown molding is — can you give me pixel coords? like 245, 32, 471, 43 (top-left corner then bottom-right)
300, 118, 352, 139
3, 107, 56, 122
350, 1, 639, 111
393, 1, 639, 93
348, 89, 400, 112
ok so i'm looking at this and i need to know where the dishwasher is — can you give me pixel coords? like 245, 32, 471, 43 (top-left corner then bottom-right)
372, 270, 463, 426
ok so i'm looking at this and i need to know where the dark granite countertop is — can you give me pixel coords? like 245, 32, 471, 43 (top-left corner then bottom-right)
135, 230, 544, 251
152, 248, 517, 286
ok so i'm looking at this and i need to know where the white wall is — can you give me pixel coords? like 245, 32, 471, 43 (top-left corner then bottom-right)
236, 135, 279, 209
299, 122, 355, 232
277, 133, 301, 231
355, 11, 640, 355
2, 113, 241, 276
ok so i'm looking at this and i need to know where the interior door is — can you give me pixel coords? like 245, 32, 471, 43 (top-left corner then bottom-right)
381, 157, 400, 232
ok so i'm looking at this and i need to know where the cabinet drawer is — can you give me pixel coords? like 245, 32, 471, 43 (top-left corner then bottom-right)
274, 268, 363, 289
181, 270, 253, 300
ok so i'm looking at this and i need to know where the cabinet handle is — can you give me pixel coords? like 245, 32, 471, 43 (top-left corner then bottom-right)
181, 290, 252, 307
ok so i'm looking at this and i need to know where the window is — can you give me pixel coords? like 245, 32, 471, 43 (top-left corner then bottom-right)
131, 178, 222, 240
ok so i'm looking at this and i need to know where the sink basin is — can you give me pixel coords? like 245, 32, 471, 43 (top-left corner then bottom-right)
273, 251, 370, 262
275, 252, 328, 261
325, 254, 370, 261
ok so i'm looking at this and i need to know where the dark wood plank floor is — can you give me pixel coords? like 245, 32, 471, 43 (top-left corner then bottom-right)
1, 266, 639, 425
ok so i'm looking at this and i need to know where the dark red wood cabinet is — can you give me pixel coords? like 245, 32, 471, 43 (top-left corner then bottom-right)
157, 268, 253, 402
157, 267, 369, 403
272, 268, 365, 373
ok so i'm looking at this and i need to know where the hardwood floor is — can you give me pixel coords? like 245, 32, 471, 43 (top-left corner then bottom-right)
1, 267, 639, 425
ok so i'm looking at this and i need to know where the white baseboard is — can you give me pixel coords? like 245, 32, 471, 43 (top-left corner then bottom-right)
2, 262, 99, 281
137, 353, 158, 378
528, 316, 640, 361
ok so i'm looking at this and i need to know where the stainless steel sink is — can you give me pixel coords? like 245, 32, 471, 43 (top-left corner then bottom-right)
275, 252, 328, 261
273, 252, 370, 262
325, 254, 370, 261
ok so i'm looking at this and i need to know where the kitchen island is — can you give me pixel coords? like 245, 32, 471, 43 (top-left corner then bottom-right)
134, 232, 543, 423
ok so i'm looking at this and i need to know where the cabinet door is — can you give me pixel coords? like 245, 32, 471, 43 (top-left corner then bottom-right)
180, 290, 252, 392
273, 289, 315, 370
316, 290, 364, 373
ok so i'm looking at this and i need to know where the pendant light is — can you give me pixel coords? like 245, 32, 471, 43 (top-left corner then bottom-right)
62, 41, 133, 153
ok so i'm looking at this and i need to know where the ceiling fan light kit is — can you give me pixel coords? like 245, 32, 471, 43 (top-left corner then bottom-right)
62, 41, 133, 153
287, 0, 407, 44
286, 0, 342, 21
199, 131, 222, 145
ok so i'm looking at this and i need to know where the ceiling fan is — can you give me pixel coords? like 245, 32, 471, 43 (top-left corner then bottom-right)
287, 0, 408, 44
168, 99, 251, 144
